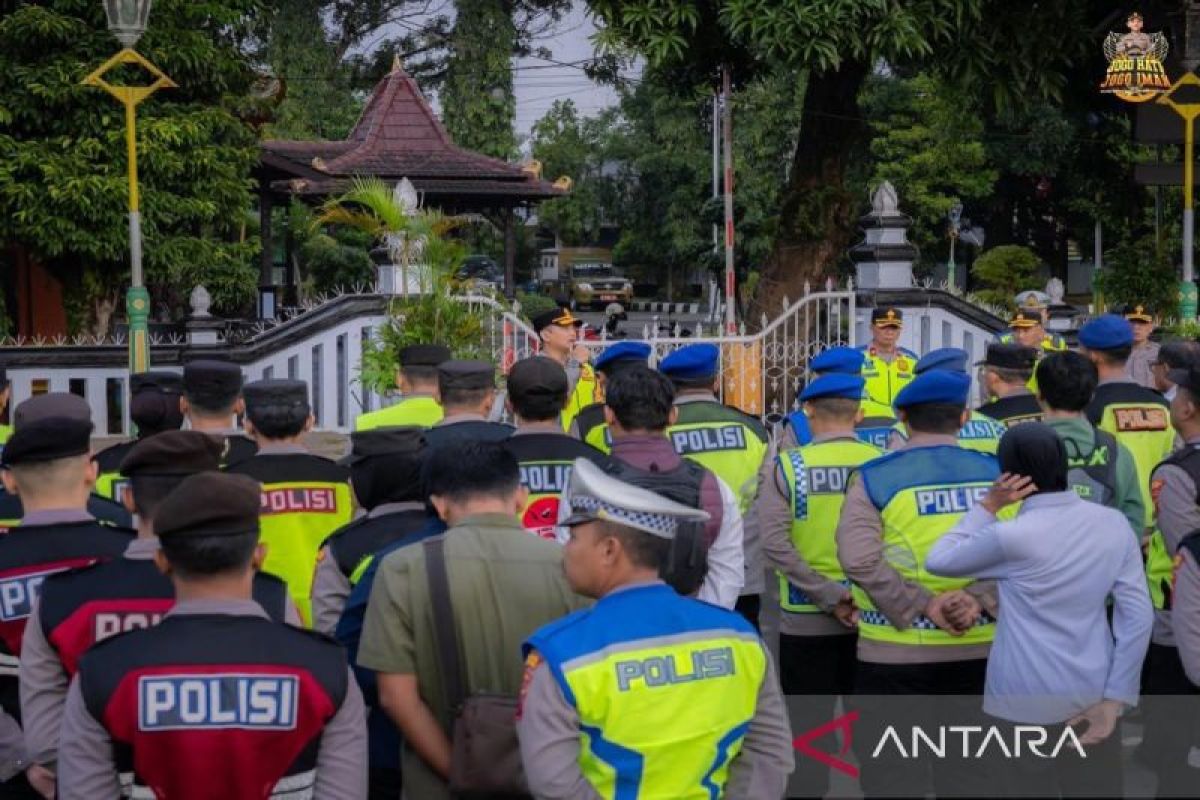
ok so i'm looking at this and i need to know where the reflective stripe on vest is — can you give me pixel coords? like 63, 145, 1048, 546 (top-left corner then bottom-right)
776, 439, 881, 614
562, 365, 598, 433
891, 412, 1004, 455
854, 446, 999, 646
529, 585, 764, 800
1096, 403, 1175, 530
1147, 445, 1200, 609
93, 471, 130, 505
258, 481, 354, 626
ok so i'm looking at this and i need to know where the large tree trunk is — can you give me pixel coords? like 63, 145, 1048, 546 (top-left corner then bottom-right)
750, 61, 870, 322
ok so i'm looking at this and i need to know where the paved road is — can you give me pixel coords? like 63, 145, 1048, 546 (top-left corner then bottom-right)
574, 308, 715, 339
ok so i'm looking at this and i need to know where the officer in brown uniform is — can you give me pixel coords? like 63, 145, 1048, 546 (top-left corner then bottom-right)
0, 395, 133, 798
57, 472, 367, 799
20, 431, 298, 793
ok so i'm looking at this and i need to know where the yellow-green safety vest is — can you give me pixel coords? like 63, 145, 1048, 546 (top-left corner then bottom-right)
997, 331, 1067, 352
1088, 384, 1175, 531
858, 346, 917, 407
355, 395, 443, 431
776, 438, 882, 614
562, 363, 599, 433
667, 402, 769, 513
891, 410, 1006, 455
525, 583, 766, 800
854, 445, 999, 647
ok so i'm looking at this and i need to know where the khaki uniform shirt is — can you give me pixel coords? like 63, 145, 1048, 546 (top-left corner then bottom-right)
835, 432, 997, 665
1126, 340, 1160, 390
357, 514, 588, 800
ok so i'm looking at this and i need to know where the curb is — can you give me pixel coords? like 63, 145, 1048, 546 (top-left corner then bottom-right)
630, 301, 700, 314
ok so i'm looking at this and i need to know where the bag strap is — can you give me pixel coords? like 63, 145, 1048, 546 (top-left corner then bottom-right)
424, 536, 467, 717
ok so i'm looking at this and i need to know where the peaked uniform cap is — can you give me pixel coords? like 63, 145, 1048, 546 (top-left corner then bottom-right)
561, 458, 709, 539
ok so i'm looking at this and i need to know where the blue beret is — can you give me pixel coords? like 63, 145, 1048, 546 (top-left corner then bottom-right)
916, 348, 969, 375
1078, 314, 1133, 350
893, 369, 970, 409
659, 343, 719, 381
810, 346, 865, 375
594, 341, 651, 371
799, 374, 865, 403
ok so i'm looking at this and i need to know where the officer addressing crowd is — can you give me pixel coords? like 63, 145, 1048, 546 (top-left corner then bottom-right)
3, 286, 1200, 799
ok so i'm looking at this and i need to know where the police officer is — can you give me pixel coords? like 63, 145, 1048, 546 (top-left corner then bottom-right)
504, 357, 610, 539
0, 399, 131, 535
1081, 314, 1174, 534
56, 471, 367, 799
312, 427, 434, 634
93, 371, 185, 502
779, 347, 897, 450
859, 307, 917, 407
0, 394, 133, 798
836, 370, 997, 797
424, 360, 514, 448
20, 431, 295, 792
225, 379, 352, 626
975, 343, 1042, 425
0, 369, 10, 447
180, 359, 258, 468
518, 458, 794, 799
570, 340, 650, 452
997, 292, 1067, 352
1141, 362, 1200, 795
661, 343, 769, 626
531, 306, 596, 431
355, 344, 450, 430
760, 373, 881, 796
1122, 303, 1160, 389
1035, 352, 1144, 535
888, 348, 1006, 454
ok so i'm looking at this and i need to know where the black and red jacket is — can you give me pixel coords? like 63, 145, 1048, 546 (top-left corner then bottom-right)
78, 613, 348, 799
0, 520, 131, 720
38, 558, 291, 677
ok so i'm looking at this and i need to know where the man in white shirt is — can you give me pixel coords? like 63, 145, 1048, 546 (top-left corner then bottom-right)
927, 422, 1152, 797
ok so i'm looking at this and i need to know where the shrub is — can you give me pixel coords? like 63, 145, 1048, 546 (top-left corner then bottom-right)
970, 245, 1041, 311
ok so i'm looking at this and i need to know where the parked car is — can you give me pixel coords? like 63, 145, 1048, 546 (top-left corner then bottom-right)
456, 255, 502, 293
568, 264, 634, 310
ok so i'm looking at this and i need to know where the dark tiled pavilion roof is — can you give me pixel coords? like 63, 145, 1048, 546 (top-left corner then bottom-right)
260, 60, 563, 201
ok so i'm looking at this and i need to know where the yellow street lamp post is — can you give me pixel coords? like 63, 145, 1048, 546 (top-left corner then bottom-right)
82, 0, 174, 372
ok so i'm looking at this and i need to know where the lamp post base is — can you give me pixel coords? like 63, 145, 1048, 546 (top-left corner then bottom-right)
1181, 280, 1198, 321
127, 285, 151, 373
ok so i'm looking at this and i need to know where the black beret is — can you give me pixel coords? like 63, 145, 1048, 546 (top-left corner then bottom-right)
507, 356, 568, 398
399, 344, 452, 368
156, 472, 262, 539
531, 307, 583, 333
976, 343, 1038, 371
340, 426, 426, 466
2, 417, 93, 467
120, 430, 223, 477
183, 360, 243, 397
437, 360, 495, 391
131, 371, 184, 396
13, 393, 91, 428
243, 379, 309, 410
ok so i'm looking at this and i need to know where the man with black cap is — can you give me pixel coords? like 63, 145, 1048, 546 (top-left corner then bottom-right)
226, 379, 352, 626
423, 360, 513, 450
313, 427, 435, 634
356, 344, 451, 431
976, 343, 1042, 426
503, 357, 610, 539
997, 293, 1068, 353
530, 305, 596, 432
568, 340, 650, 453
19, 431, 296, 796
180, 359, 257, 468
0, 397, 131, 535
1122, 303, 1160, 389
0, 394, 133, 798
1151, 339, 1200, 401
57, 472, 367, 799
92, 371, 185, 503
858, 307, 917, 407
